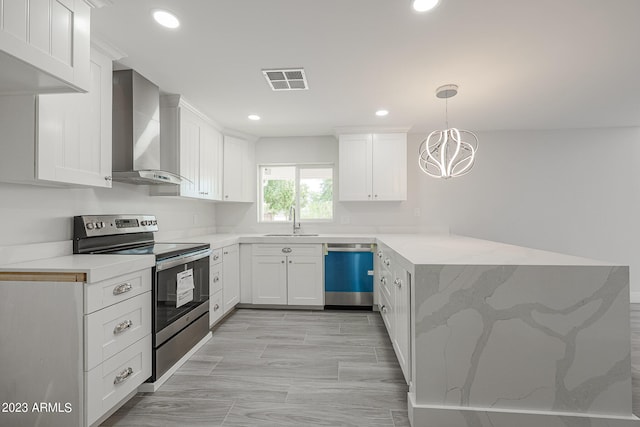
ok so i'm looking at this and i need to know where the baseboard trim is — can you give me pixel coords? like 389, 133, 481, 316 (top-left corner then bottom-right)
408, 393, 640, 426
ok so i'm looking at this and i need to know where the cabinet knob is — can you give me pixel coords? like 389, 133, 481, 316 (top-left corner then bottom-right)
289, 260, 292, 264
281, 260, 285, 263
380, 305, 387, 313
214, 304, 220, 311
368, 194, 371, 198
104, 176, 112, 181
225, 195, 229, 198
374, 194, 378, 198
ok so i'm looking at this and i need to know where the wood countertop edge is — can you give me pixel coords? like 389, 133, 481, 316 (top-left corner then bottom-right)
0, 271, 87, 282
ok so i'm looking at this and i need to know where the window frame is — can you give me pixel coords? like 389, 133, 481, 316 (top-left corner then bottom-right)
257, 163, 335, 224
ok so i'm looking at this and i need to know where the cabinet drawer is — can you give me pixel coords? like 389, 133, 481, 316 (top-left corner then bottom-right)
85, 334, 151, 426
210, 248, 223, 265
378, 291, 393, 338
85, 292, 152, 371
253, 244, 322, 257
211, 264, 222, 294
379, 268, 393, 302
85, 269, 152, 314
209, 289, 224, 326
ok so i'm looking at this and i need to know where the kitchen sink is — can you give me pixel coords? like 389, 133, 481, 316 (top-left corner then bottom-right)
264, 233, 319, 237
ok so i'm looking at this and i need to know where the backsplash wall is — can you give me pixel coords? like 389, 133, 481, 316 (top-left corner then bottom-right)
0, 181, 217, 247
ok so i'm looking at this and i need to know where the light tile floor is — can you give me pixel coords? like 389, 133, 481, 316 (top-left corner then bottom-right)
102, 309, 410, 426
103, 305, 640, 426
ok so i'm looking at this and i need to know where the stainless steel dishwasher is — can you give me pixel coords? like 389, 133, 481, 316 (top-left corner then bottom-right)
324, 243, 374, 308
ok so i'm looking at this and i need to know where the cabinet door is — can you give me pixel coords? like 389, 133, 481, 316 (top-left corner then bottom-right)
0, 0, 90, 93
338, 134, 372, 201
36, 47, 112, 187
251, 255, 287, 304
178, 107, 201, 198
393, 268, 410, 383
287, 255, 324, 306
223, 135, 244, 201
371, 133, 407, 201
222, 244, 240, 312
200, 126, 223, 200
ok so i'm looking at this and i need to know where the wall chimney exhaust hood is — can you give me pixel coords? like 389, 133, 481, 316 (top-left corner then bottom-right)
111, 69, 185, 185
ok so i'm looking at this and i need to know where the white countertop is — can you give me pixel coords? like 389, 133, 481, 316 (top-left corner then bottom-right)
0, 233, 616, 280
0, 254, 155, 283
377, 234, 614, 266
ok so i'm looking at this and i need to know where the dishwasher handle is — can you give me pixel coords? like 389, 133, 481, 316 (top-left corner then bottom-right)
324, 243, 374, 253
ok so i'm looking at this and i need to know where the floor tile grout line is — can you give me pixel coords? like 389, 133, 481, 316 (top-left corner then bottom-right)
219, 399, 236, 426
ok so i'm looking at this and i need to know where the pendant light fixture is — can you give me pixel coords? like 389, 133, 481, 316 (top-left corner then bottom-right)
418, 84, 478, 179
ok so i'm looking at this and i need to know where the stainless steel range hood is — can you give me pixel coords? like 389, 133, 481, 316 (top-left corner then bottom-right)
112, 69, 184, 185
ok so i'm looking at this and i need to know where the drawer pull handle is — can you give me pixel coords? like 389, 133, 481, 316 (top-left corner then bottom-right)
214, 303, 220, 311
113, 320, 133, 335
113, 283, 132, 295
282, 247, 292, 253
380, 305, 387, 313
213, 254, 220, 261
113, 367, 134, 385
213, 276, 220, 283
384, 258, 390, 266
380, 277, 387, 285
377, 250, 383, 258
395, 279, 402, 288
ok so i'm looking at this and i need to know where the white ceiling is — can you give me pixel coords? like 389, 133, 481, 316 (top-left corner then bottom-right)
92, 0, 640, 138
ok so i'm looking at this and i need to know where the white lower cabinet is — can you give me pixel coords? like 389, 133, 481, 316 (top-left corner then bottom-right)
251, 244, 323, 306
84, 268, 153, 426
222, 244, 240, 313
209, 244, 240, 326
0, 266, 152, 427
376, 244, 411, 383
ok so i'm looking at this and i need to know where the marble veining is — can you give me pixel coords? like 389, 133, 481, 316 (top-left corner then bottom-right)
414, 264, 632, 418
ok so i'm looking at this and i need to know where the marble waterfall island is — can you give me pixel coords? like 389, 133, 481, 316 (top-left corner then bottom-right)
375, 235, 640, 427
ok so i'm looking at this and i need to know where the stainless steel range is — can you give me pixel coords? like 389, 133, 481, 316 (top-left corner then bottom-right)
73, 214, 211, 382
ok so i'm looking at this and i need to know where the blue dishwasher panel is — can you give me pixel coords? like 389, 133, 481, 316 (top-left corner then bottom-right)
324, 251, 373, 293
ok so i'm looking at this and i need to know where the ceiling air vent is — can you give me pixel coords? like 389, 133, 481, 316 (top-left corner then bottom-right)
262, 68, 309, 91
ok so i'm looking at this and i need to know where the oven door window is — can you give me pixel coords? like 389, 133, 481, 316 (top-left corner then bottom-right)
155, 256, 209, 333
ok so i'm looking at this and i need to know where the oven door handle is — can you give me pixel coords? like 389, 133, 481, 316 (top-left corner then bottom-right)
156, 248, 212, 271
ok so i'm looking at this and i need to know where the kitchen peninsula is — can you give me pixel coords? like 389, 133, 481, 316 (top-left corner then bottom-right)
0, 233, 637, 427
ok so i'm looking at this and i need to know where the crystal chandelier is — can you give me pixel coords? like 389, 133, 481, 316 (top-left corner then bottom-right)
418, 84, 478, 179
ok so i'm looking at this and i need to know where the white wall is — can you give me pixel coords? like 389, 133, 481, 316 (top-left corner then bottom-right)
214, 135, 435, 234
0, 181, 217, 251
415, 127, 640, 299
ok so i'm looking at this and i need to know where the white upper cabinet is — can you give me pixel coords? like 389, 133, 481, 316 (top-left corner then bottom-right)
223, 135, 255, 202
338, 133, 407, 201
0, 46, 114, 187
154, 95, 223, 201
0, 0, 93, 94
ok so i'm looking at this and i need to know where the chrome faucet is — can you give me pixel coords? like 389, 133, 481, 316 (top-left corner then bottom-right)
290, 206, 301, 234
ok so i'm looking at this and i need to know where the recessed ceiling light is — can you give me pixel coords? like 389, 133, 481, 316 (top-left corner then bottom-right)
152, 10, 180, 29
375, 110, 389, 117
412, 0, 440, 12
248, 114, 261, 121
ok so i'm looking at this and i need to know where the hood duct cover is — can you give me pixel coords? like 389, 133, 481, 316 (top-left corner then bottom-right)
111, 69, 184, 185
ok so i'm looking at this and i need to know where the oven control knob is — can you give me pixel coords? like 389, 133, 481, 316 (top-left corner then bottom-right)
95, 221, 105, 229
153, 220, 158, 225
86, 222, 95, 230
141, 221, 147, 226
